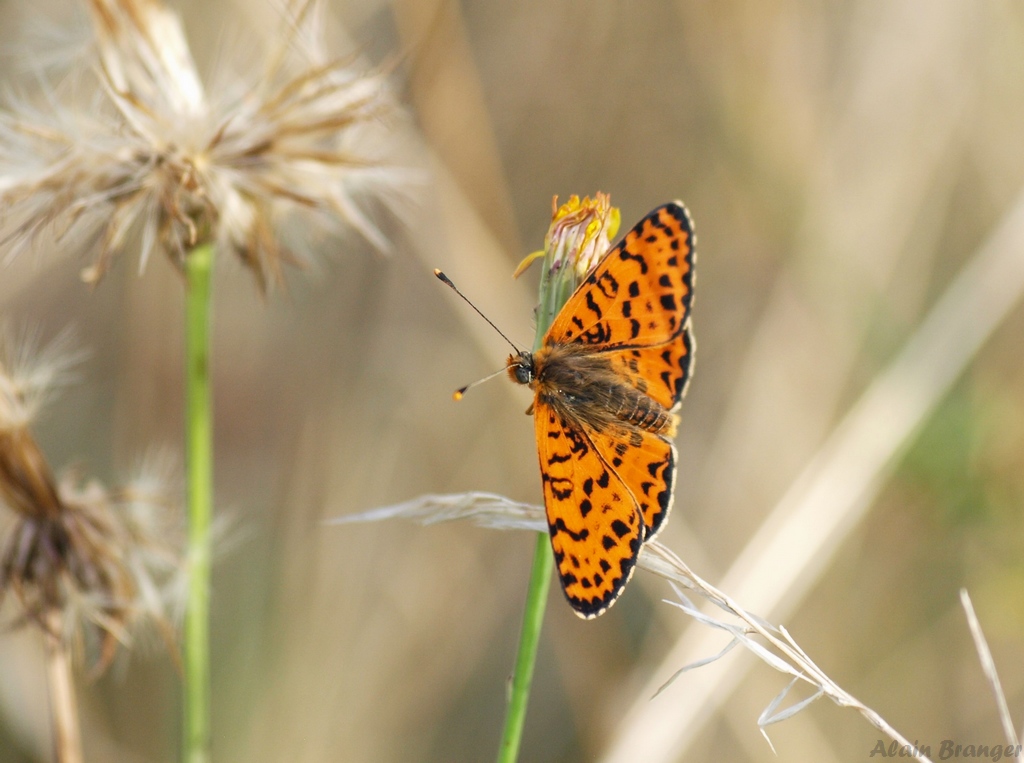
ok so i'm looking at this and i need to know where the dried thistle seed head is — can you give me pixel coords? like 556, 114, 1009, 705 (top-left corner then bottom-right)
0, 428, 64, 521
0, 326, 82, 433
2, 476, 130, 624
0, 331, 182, 672
0, 0, 406, 290
0, 327, 83, 520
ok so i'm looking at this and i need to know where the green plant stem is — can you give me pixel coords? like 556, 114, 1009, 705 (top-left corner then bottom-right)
496, 257, 568, 763
184, 243, 214, 763
496, 531, 553, 763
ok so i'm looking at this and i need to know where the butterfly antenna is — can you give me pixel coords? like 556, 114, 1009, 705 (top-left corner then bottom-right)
452, 367, 508, 401
434, 269, 520, 352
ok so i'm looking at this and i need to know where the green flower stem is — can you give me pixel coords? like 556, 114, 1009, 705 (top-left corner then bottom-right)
184, 243, 214, 763
496, 256, 570, 763
496, 532, 553, 763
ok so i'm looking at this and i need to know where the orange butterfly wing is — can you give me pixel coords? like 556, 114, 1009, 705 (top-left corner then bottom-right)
545, 201, 694, 365
605, 328, 695, 413
585, 425, 678, 542
534, 404, 643, 618
549, 199, 693, 514
533, 202, 695, 615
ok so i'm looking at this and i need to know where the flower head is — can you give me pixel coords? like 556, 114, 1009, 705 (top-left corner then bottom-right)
0, 0, 404, 290
515, 193, 621, 341
0, 329, 181, 672
514, 193, 621, 282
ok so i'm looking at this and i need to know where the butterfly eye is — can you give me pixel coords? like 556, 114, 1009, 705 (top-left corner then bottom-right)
507, 352, 535, 385
514, 363, 533, 385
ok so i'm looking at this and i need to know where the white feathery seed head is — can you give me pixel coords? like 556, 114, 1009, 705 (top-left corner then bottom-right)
0, 0, 406, 290
0, 330, 183, 672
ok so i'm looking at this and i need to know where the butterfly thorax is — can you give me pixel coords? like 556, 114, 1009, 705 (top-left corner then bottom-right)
508, 344, 678, 437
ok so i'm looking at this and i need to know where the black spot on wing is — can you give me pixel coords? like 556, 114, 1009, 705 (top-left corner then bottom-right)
579, 322, 611, 344
551, 517, 590, 542
595, 270, 619, 298
619, 249, 649, 274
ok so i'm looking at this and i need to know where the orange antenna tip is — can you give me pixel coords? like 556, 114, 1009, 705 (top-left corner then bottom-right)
450, 367, 507, 401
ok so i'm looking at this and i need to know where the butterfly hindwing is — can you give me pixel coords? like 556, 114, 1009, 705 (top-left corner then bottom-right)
545, 202, 694, 352
535, 402, 643, 618
586, 424, 677, 540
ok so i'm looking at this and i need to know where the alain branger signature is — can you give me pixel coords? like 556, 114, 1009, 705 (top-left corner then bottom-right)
870, 740, 1022, 760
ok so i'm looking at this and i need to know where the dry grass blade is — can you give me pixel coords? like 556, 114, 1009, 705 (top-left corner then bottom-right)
336, 492, 930, 760
330, 491, 544, 532
960, 589, 1018, 748
646, 544, 933, 761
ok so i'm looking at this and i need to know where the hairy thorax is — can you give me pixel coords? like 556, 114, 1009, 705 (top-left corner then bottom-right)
507, 343, 678, 437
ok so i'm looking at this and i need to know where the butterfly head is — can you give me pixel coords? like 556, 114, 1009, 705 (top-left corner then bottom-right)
507, 351, 535, 386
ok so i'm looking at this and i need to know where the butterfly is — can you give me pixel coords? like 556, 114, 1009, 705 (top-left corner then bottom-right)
506, 202, 695, 617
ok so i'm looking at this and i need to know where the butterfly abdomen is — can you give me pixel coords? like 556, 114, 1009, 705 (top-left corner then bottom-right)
611, 393, 677, 436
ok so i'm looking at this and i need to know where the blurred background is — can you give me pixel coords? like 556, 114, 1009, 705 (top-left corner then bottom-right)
2, 0, 1024, 761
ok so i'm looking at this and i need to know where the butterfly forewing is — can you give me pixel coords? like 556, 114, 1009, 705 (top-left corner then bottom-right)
545, 202, 695, 355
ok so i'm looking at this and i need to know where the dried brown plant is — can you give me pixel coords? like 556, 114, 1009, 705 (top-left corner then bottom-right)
0, 0, 406, 290
0, 328, 180, 673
